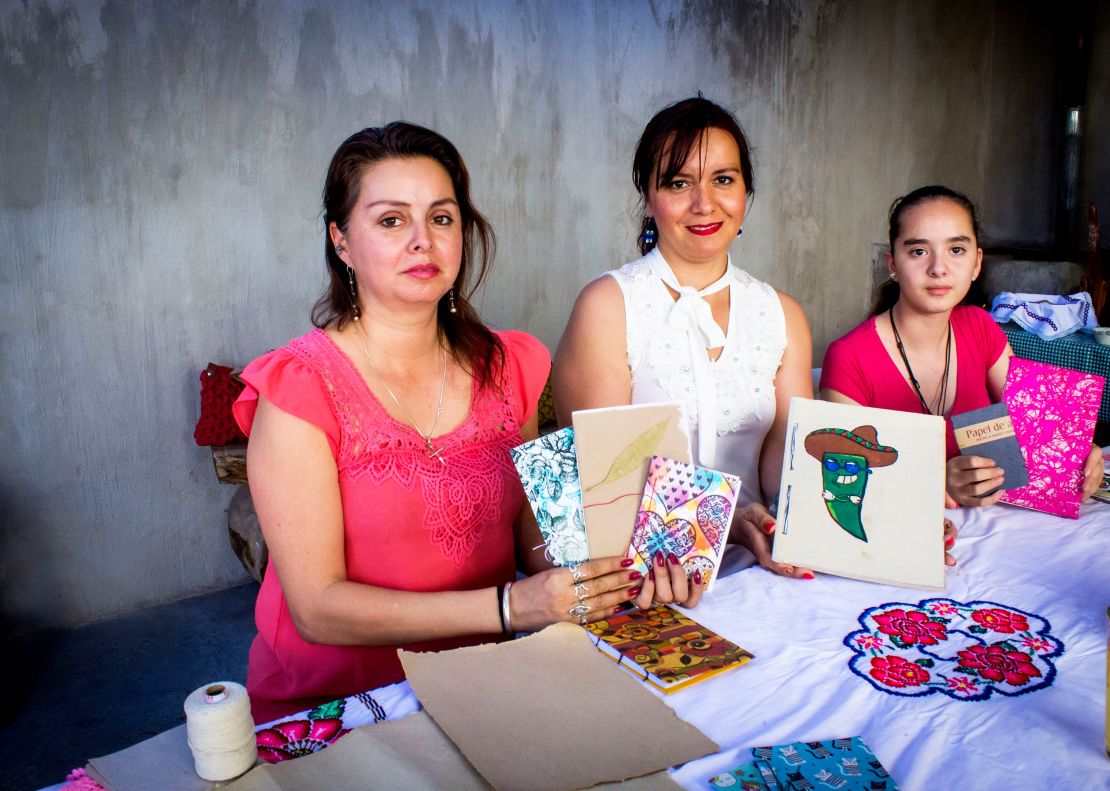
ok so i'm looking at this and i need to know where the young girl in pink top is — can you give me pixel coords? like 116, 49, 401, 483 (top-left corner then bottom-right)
821, 185, 1102, 507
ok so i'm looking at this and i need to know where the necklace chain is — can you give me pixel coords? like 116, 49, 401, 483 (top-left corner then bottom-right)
889, 308, 951, 417
352, 322, 448, 465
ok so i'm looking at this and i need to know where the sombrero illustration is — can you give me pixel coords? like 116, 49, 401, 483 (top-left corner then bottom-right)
805, 425, 898, 543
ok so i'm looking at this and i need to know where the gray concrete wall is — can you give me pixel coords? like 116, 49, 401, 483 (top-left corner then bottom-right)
0, 0, 1072, 629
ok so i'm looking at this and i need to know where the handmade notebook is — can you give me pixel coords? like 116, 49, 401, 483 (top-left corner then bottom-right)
951, 402, 1029, 494
583, 604, 753, 694
1092, 474, 1110, 505
772, 398, 946, 590
1000, 358, 1104, 519
709, 736, 896, 791
573, 403, 693, 558
509, 427, 588, 566
628, 455, 739, 591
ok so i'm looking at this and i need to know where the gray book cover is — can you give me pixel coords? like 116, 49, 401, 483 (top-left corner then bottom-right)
951, 402, 1029, 492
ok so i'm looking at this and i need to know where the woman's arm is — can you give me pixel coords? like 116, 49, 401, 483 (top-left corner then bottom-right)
758, 291, 814, 503
986, 342, 1014, 401
552, 276, 631, 426
249, 396, 640, 644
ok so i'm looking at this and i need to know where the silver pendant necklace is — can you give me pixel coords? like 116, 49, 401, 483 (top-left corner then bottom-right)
353, 322, 448, 465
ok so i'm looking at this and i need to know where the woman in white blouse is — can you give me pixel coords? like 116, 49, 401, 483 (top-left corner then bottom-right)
554, 96, 814, 582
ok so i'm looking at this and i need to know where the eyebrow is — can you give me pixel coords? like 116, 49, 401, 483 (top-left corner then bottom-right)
901, 235, 972, 246
365, 197, 458, 209
672, 166, 742, 179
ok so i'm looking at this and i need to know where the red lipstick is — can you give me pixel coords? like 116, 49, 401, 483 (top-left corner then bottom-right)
687, 222, 724, 236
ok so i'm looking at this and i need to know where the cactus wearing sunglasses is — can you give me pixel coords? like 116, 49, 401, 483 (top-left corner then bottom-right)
804, 425, 898, 542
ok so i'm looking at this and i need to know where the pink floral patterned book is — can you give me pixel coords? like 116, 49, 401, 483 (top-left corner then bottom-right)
1000, 358, 1104, 518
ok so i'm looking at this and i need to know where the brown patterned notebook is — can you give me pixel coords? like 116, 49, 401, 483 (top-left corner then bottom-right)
583, 605, 753, 694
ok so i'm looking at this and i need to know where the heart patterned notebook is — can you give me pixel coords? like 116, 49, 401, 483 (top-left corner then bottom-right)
628, 455, 739, 592
583, 604, 753, 694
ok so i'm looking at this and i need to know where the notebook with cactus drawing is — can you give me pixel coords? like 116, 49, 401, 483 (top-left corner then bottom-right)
572, 403, 693, 558
772, 398, 946, 590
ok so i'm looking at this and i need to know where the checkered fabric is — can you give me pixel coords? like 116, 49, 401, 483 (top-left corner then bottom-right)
1000, 322, 1110, 424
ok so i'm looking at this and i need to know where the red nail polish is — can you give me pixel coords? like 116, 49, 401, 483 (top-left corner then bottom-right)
629, 570, 643, 581
654, 552, 665, 567
620, 557, 635, 567
613, 606, 625, 615
694, 570, 703, 585
627, 586, 641, 598
803, 573, 815, 580
667, 552, 680, 566
945, 537, 954, 547
648, 568, 655, 581
764, 519, 776, 534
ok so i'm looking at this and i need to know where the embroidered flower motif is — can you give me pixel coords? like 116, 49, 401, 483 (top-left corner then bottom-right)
845, 598, 1061, 701
873, 608, 948, 646
945, 675, 980, 694
1019, 636, 1054, 653
957, 644, 1042, 686
927, 601, 959, 616
868, 655, 930, 688
971, 608, 1030, 634
853, 634, 884, 651
256, 718, 348, 763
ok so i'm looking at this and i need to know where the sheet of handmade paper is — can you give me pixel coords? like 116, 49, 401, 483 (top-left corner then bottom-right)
399, 622, 717, 791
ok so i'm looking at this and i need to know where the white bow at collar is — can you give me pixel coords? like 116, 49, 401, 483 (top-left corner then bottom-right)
648, 250, 732, 349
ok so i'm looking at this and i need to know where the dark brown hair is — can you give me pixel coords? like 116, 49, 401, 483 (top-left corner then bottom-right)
313, 122, 503, 388
872, 185, 985, 315
632, 96, 755, 255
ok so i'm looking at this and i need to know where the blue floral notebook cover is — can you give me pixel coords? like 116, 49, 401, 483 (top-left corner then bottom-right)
509, 427, 588, 566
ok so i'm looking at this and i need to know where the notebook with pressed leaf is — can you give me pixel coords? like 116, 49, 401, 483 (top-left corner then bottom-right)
583, 604, 753, 694
572, 403, 693, 558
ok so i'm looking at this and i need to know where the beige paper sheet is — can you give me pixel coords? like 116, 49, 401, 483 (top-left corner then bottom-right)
772, 397, 946, 590
225, 711, 490, 790
573, 403, 692, 558
400, 622, 717, 791
85, 723, 229, 791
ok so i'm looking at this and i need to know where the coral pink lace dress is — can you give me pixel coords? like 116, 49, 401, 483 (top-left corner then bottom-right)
233, 328, 550, 722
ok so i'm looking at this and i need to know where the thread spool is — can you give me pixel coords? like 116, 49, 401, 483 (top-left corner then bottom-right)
184, 681, 257, 781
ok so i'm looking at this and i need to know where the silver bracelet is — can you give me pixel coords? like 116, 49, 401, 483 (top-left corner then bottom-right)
501, 580, 514, 635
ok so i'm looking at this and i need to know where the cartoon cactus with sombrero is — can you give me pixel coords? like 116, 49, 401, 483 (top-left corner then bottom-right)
804, 425, 898, 543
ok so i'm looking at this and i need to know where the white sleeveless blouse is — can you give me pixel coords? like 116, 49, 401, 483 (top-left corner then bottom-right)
608, 249, 787, 506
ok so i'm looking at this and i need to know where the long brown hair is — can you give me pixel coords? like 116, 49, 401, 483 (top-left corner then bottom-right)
872, 185, 986, 315
313, 122, 503, 389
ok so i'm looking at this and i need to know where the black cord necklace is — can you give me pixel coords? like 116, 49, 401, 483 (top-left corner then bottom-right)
889, 308, 952, 416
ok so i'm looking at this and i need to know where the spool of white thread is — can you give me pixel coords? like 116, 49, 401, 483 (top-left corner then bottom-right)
183, 681, 258, 781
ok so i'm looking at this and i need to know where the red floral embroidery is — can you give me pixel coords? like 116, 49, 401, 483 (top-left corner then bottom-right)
873, 608, 948, 646
256, 718, 348, 763
957, 644, 1042, 686
868, 655, 930, 688
971, 608, 1029, 634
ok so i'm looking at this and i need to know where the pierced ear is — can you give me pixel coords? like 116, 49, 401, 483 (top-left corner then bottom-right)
328, 222, 346, 256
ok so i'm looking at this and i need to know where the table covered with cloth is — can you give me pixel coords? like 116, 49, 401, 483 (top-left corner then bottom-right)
63, 498, 1110, 789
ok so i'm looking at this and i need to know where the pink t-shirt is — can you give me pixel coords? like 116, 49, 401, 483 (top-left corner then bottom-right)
820, 306, 1008, 459
233, 328, 550, 722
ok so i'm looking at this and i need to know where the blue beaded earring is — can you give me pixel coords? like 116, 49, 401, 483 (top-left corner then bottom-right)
737, 227, 744, 237
640, 217, 657, 246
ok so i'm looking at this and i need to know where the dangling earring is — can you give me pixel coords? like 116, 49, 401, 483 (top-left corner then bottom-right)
737, 227, 744, 237
447, 287, 458, 315
639, 217, 657, 247
889, 272, 897, 281
347, 266, 361, 321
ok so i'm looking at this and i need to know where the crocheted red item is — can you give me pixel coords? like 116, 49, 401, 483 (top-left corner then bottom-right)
194, 362, 248, 446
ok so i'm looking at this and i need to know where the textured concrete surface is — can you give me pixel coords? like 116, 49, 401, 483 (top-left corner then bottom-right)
0, 582, 257, 790
0, 1, 1098, 630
